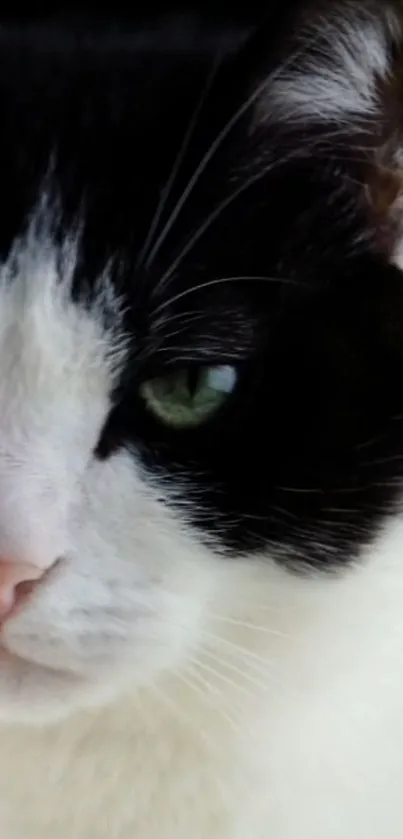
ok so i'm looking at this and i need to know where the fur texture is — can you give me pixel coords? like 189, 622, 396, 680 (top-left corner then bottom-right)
0, 3, 403, 837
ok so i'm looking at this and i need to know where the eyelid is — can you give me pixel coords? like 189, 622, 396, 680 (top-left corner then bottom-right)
138, 356, 240, 382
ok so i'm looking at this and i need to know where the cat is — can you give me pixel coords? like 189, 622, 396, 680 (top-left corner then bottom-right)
0, 1, 403, 836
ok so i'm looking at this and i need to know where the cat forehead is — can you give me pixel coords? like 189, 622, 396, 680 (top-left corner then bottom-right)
0, 198, 256, 383
0, 6, 390, 322
0, 21, 247, 284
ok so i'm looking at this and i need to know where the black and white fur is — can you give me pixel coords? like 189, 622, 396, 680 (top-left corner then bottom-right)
1, 2, 403, 836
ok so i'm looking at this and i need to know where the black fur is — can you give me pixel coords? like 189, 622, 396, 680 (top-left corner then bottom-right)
2, 7, 403, 568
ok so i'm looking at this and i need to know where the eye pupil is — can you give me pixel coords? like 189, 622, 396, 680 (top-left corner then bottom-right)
187, 368, 201, 398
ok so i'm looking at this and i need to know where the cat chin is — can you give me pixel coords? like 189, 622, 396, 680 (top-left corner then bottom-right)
0, 630, 176, 725
0, 648, 151, 725
0, 654, 92, 724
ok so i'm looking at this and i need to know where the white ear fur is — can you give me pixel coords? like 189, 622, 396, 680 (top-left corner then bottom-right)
257, 2, 400, 125
255, 2, 403, 264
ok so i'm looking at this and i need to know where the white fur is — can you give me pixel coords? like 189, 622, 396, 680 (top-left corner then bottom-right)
0, 176, 403, 834
3, 516, 403, 837
259, 2, 399, 125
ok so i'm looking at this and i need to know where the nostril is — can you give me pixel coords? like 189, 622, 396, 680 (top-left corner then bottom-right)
13, 578, 40, 612
0, 560, 60, 624
15, 579, 37, 598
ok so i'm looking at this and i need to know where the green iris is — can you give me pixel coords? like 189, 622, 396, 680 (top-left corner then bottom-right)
140, 364, 237, 429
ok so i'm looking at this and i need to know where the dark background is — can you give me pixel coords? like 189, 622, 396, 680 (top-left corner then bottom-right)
0, 3, 263, 28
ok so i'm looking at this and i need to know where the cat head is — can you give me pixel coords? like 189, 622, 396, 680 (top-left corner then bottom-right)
0, 1, 402, 722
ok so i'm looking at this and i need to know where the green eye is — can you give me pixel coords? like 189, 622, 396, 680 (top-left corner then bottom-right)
139, 364, 237, 429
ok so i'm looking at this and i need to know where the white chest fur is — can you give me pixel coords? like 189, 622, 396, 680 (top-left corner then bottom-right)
0, 690, 260, 839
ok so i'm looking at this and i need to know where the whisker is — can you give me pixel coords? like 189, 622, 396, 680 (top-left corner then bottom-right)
203, 630, 281, 671
153, 274, 297, 319
144, 92, 278, 274
203, 645, 274, 687
152, 349, 246, 362
138, 55, 222, 271
151, 678, 245, 801
205, 615, 292, 639
152, 171, 284, 297
185, 662, 259, 742
144, 20, 328, 273
150, 681, 214, 751
195, 653, 271, 698
153, 121, 352, 301
186, 663, 247, 721
156, 309, 205, 328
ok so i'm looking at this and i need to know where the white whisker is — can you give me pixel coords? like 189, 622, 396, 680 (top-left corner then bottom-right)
152, 273, 296, 319
145, 20, 327, 276
150, 681, 213, 750
152, 171, 281, 298
202, 647, 273, 692
185, 662, 257, 742
153, 120, 351, 302
205, 614, 292, 639
194, 654, 270, 700
203, 630, 282, 673
139, 55, 222, 270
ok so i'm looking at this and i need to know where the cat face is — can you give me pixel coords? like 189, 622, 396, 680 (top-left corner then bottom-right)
0, 2, 402, 722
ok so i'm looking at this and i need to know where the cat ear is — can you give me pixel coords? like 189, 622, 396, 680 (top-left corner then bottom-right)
236, 1, 403, 265
212, 2, 403, 265
251, 1, 399, 126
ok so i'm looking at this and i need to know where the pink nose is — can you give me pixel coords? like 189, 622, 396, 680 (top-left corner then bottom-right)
0, 562, 44, 622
